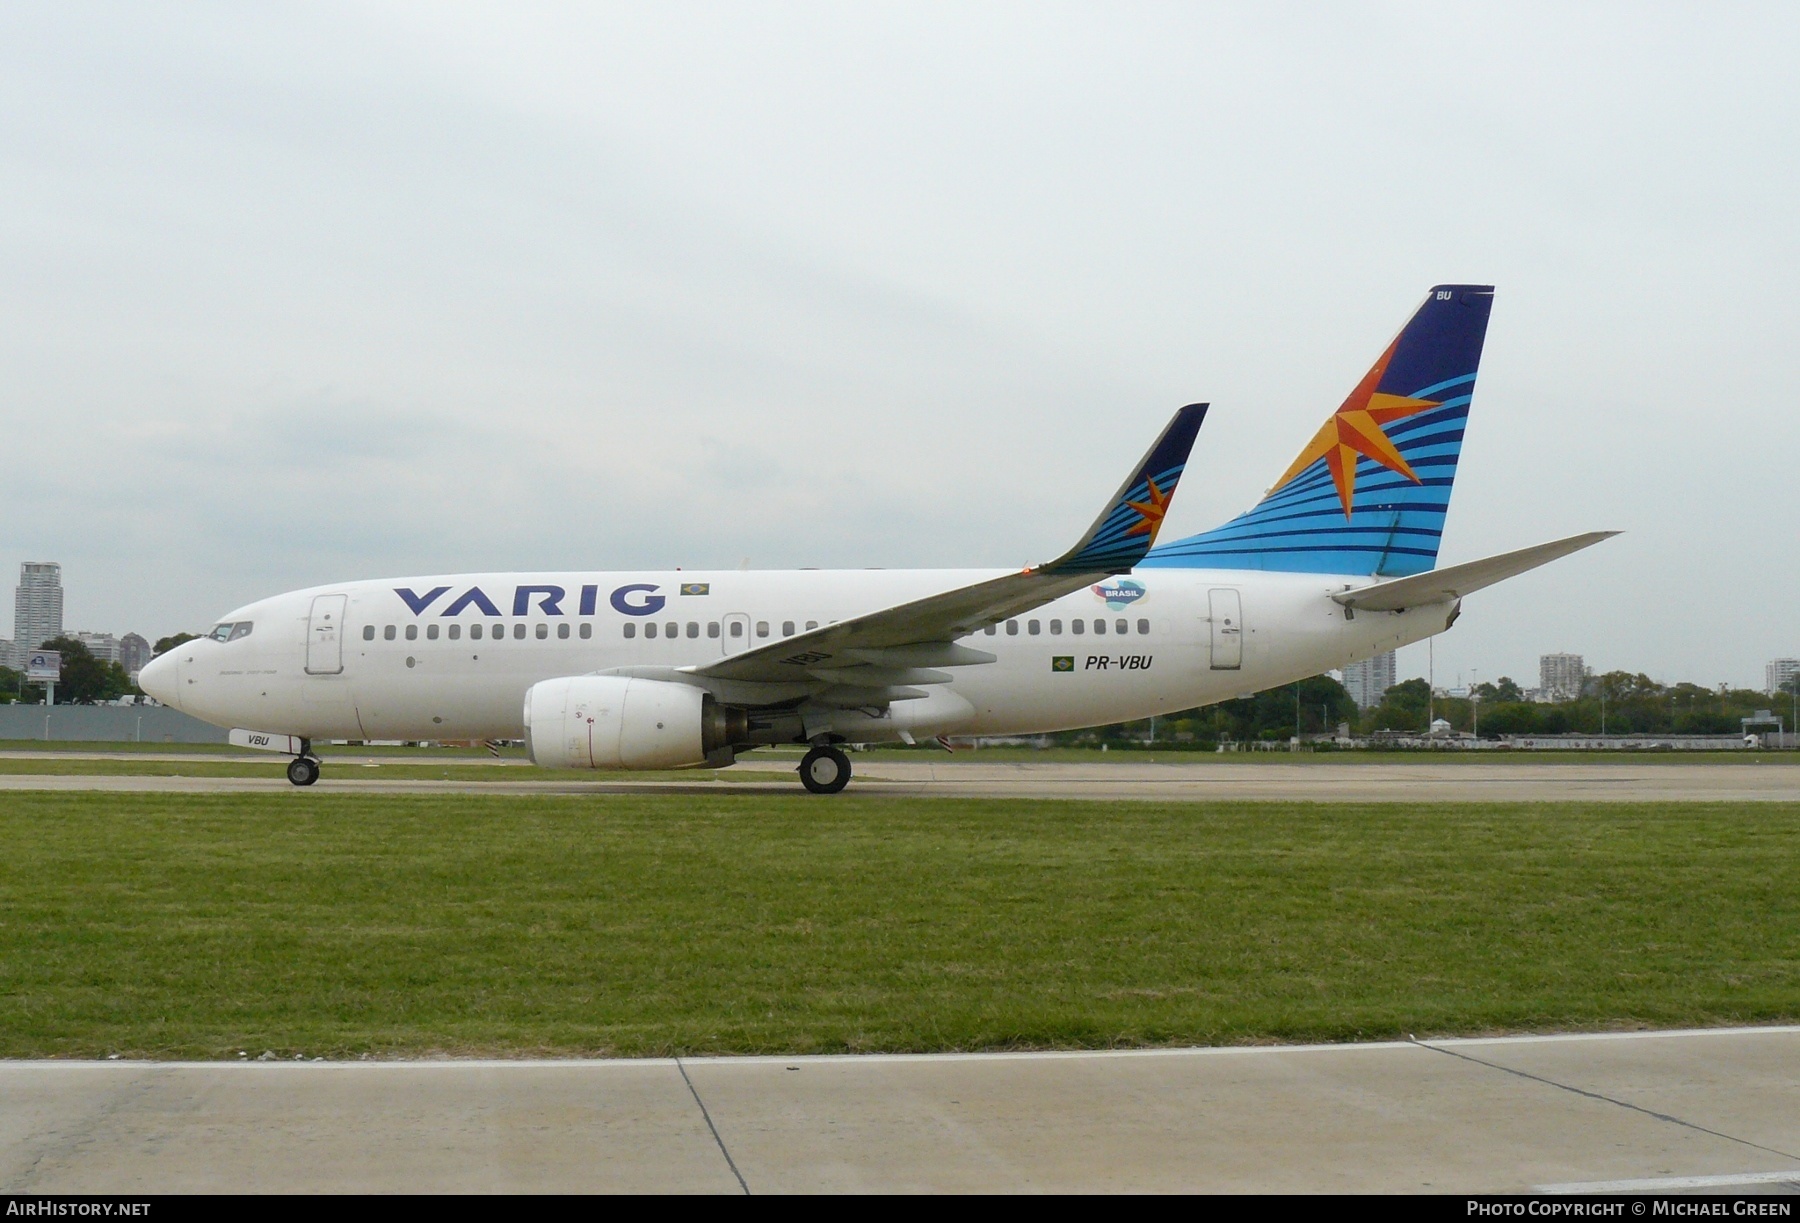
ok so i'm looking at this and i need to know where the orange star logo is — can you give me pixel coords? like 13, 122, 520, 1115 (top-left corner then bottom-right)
1270, 338, 1440, 517
1124, 476, 1171, 538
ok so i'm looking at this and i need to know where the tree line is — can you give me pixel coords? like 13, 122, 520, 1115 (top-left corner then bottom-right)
1052, 670, 1800, 748
1365, 671, 1798, 738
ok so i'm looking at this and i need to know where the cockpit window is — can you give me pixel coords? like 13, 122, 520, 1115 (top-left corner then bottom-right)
228, 622, 253, 642
209, 621, 254, 642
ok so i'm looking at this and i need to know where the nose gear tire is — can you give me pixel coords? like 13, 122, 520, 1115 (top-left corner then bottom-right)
798, 745, 851, 794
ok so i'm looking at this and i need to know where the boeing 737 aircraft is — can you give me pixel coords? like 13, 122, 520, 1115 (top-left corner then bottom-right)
139, 285, 1613, 792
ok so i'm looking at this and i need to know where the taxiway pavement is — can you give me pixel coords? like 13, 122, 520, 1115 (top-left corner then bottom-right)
3, 1028, 1797, 1193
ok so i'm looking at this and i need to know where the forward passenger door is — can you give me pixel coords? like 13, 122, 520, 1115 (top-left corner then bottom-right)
305, 594, 347, 675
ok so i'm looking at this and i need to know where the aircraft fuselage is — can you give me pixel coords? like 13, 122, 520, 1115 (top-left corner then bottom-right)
148, 567, 1453, 746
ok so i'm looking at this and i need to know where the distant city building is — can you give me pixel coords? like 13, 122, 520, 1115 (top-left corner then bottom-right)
14, 562, 63, 655
1342, 650, 1397, 709
1539, 652, 1587, 703
0, 637, 13, 671
120, 632, 151, 678
1767, 658, 1800, 696
77, 631, 121, 664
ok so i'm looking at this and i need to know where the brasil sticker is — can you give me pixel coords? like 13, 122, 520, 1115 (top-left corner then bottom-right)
1052, 656, 1074, 672
1092, 579, 1145, 610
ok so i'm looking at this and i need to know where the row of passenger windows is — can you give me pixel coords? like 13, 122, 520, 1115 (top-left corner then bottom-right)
622, 619, 821, 640
363, 616, 1154, 643
365, 622, 594, 642
989, 618, 1152, 636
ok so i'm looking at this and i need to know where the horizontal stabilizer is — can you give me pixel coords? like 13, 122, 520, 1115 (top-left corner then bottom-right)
1332, 531, 1619, 611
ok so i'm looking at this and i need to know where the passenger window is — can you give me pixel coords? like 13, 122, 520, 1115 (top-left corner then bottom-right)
1117, 619, 1128, 635
427, 624, 439, 640
514, 624, 526, 640
984, 625, 996, 636
492, 623, 503, 639
666, 622, 678, 638
1050, 619, 1062, 635
1137, 618, 1149, 635
536, 624, 548, 639
405, 624, 418, 641
756, 621, 769, 637
623, 623, 636, 639
1071, 619, 1084, 635
471, 624, 483, 641
645, 623, 657, 639
384, 625, 396, 641
1006, 620, 1018, 635
805, 621, 818, 631
687, 622, 699, 638
782, 621, 795, 637
708, 622, 720, 638
362, 625, 375, 641
449, 624, 461, 641
1093, 619, 1105, 635
1028, 620, 1041, 635
557, 623, 570, 639
729, 622, 743, 638
579, 623, 591, 639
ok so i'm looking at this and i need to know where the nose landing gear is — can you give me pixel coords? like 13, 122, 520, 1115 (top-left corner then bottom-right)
285, 753, 320, 787
798, 744, 851, 795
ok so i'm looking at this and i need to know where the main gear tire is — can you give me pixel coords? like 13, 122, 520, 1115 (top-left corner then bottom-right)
798, 745, 851, 795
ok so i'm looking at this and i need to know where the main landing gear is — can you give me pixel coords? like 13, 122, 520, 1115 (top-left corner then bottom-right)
285, 753, 320, 787
798, 744, 851, 795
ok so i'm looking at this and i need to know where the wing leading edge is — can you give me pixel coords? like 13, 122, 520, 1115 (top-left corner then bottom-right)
679, 404, 1208, 692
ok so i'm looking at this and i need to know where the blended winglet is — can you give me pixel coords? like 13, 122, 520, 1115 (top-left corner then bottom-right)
688, 402, 1210, 689
1039, 402, 1208, 575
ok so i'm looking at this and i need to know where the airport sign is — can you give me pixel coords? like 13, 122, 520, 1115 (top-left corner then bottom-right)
23, 650, 60, 682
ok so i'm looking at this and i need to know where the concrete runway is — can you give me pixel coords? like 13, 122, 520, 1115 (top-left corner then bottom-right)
3, 1028, 1797, 1193
2, 756, 1798, 801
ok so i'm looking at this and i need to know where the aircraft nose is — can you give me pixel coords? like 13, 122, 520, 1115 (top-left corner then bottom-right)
137, 651, 180, 709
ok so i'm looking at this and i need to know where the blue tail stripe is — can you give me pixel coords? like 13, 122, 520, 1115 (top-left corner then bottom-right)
1408, 373, 1477, 399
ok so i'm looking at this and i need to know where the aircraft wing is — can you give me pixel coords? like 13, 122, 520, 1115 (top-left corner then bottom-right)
683, 404, 1208, 690
1332, 531, 1619, 612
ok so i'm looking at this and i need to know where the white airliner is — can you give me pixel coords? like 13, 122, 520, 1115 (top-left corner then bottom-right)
139, 286, 1613, 792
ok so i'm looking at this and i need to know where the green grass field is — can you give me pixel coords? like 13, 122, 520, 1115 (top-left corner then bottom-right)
1, 792, 1796, 1059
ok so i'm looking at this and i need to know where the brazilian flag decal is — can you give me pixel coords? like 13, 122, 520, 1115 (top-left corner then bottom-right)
679, 583, 710, 596
1051, 656, 1074, 672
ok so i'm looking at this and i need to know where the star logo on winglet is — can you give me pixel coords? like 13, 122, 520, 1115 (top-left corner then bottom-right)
1270, 338, 1440, 517
1123, 476, 1172, 538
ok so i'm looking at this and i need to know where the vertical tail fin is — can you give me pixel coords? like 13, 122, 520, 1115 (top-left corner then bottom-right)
1142, 285, 1494, 577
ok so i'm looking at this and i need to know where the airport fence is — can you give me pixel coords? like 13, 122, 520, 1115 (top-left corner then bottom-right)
0, 705, 228, 744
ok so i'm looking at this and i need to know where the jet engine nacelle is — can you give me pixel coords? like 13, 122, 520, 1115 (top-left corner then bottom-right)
523, 675, 743, 770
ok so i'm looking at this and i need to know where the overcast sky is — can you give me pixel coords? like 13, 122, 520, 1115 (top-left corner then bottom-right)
2, 2, 1795, 689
